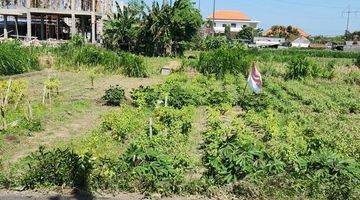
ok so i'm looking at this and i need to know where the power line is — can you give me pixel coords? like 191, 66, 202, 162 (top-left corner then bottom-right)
270, 0, 345, 9
342, 5, 359, 34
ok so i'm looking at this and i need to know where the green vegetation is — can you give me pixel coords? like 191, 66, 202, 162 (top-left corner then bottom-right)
265, 25, 301, 40
22, 147, 92, 190
119, 52, 147, 77
0, 7, 359, 199
0, 41, 40, 76
53, 38, 148, 77
203, 36, 228, 50
102, 85, 125, 106
197, 46, 252, 79
3, 64, 357, 199
356, 55, 360, 67
236, 26, 263, 41
104, 0, 202, 56
285, 56, 320, 79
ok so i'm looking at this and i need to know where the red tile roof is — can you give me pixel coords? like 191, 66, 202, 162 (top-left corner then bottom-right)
264, 26, 310, 38
207, 10, 251, 21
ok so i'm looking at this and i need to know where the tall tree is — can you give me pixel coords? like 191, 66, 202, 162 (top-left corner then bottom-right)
237, 26, 262, 41
103, 2, 140, 51
266, 25, 300, 40
104, 0, 202, 56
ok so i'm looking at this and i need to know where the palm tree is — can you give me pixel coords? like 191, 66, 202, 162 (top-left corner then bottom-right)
103, 2, 140, 51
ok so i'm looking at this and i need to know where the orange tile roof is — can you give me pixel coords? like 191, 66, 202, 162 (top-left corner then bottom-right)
207, 10, 251, 21
264, 26, 310, 38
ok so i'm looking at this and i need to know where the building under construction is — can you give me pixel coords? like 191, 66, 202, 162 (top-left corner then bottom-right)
0, 0, 113, 43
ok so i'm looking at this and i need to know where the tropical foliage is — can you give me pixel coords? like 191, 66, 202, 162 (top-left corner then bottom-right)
197, 45, 252, 79
102, 85, 125, 106
265, 25, 301, 40
0, 41, 40, 76
236, 26, 262, 41
104, 0, 202, 56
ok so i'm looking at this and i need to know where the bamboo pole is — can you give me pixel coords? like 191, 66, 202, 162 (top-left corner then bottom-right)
149, 117, 153, 138
42, 85, 47, 104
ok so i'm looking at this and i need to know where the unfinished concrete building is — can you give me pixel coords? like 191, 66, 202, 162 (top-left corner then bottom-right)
0, 0, 113, 43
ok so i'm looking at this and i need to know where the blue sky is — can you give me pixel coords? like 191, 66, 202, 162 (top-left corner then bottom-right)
121, 0, 360, 36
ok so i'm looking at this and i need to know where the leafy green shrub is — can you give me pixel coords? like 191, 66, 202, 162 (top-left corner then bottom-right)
68, 34, 86, 47
102, 85, 125, 106
180, 58, 198, 71
320, 60, 336, 79
201, 107, 360, 199
19, 118, 43, 132
118, 52, 147, 77
73, 45, 121, 69
152, 106, 194, 136
238, 92, 271, 112
197, 45, 252, 79
285, 56, 320, 79
22, 147, 92, 190
121, 134, 191, 195
55, 40, 122, 72
131, 74, 239, 109
0, 41, 40, 75
355, 55, 360, 67
131, 86, 160, 108
260, 65, 283, 77
204, 36, 228, 50
343, 71, 360, 85
167, 83, 196, 109
101, 106, 147, 142
255, 48, 360, 59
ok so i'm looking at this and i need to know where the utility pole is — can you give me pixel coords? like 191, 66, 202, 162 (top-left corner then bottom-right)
342, 5, 359, 35
198, 0, 201, 10
212, 0, 216, 36
163, 0, 168, 6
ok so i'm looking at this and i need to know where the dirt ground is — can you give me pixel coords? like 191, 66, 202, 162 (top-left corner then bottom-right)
0, 190, 211, 200
1, 69, 166, 164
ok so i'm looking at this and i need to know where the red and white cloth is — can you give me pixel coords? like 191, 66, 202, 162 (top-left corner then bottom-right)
247, 64, 262, 94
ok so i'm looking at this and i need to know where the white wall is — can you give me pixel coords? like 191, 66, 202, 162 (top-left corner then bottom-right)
213, 20, 259, 33
291, 42, 310, 48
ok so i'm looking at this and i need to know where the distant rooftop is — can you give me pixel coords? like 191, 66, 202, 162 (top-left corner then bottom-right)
264, 26, 310, 38
207, 10, 251, 21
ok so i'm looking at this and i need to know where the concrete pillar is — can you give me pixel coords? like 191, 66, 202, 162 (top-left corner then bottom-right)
71, 14, 76, 36
80, 16, 85, 36
91, 0, 96, 43
91, 15, 96, 43
70, 0, 76, 37
40, 15, 45, 40
3, 15, 8, 38
163, 0, 168, 6
15, 16, 19, 39
26, 0, 32, 41
27, 12, 32, 40
57, 15, 60, 40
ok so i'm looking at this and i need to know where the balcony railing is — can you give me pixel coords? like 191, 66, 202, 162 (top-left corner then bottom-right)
0, 0, 111, 14
30, 0, 71, 10
0, 0, 26, 9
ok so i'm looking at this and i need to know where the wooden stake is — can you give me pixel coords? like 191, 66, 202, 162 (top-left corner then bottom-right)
4, 79, 12, 105
0, 79, 12, 130
27, 99, 33, 120
42, 85, 47, 104
149, 117, 153, 138
165, 96, 168, 107
14, 91, 23, 110
242, 77, 248, 97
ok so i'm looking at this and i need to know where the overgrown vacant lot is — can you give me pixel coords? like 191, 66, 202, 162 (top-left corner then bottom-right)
0, 41, 360, 199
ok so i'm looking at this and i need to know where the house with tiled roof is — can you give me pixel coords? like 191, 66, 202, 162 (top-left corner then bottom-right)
264, 26, 310, 38
207, 10, 260, 33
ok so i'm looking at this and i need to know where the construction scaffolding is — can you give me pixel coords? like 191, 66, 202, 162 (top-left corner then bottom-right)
0, 0, 113, 43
